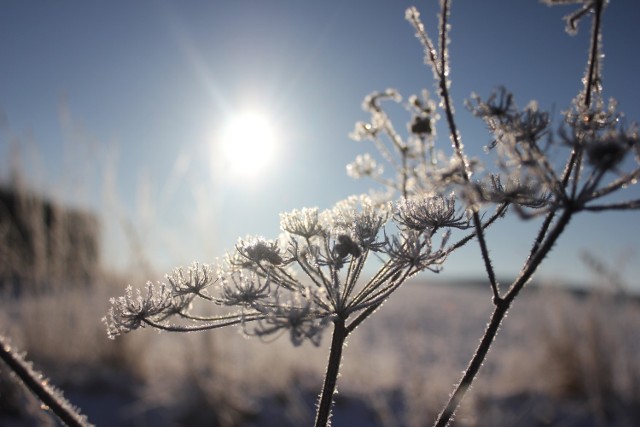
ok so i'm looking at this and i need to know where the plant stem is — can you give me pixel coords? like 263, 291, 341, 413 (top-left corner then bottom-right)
435, 0, 501, 301
315, 317, 348, 427
434, 300, 508, 427
0, 335, 91, 427
434, 208, 573, 427
584, 0, 604, 108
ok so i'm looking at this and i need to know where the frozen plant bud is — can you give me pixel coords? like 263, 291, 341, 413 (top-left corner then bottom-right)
408, 90, 436, 136
410, 115, 432, 135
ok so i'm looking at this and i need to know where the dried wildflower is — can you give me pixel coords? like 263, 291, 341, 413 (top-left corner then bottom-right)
385, 230, 448, 271
468, 88, 550, 150
467, 88, 515, 119
104, 282, 173, 338
166, 262, 215, 297
326, 195, 389, 251
280, 207, 324, 239
564, 102, 618, 133
253, 295, 329, 347
168, 293, 195, 315
101, 4, 640, 427
480, 174, 550, 209
346, 153, 383, 179
236, 237, 284, 266
395, 193, 469, 231
432, 157, 479, 187
216, 271, 271, 308
352, 211, 388, 252
315, 233, 361, 271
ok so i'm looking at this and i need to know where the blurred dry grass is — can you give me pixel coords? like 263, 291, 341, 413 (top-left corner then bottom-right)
535, 289, 640, 424
2, 265, 640, 426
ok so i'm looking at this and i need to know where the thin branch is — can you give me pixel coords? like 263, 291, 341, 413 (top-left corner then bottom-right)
526, 209, 556, 264
432, 0, 501, 301
143, 312, 265, 333
0, 335, 92, 427
583, 199, 640, 211
584, 0, 604, 108
583, 168, 640, 201
434, 300, 509, 427
434, 207, 574, 427
446, 203, 508, 253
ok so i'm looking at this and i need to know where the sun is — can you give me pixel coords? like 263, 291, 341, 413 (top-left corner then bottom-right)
217, 111, 278, 180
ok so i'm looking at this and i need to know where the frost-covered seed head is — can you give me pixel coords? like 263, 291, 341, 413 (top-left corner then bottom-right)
394, 193, 469, 231
346, 153, 383, 179
237, 238, 284, 266
280, 207, 323, 239
166, 262, 215, 297
253, 296, 328, 347
385, 231, 447, 271
216, 271, 271, 308
103, 282, 173, 338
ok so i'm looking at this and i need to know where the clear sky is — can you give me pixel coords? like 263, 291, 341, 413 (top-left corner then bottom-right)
1, 0, 639, 288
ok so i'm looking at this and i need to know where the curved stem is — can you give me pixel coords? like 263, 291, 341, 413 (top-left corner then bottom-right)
314, 317, 348, 427
143, 312, 264, 332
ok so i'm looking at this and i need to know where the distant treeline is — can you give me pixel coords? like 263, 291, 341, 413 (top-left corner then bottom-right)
0, 185, 99, 293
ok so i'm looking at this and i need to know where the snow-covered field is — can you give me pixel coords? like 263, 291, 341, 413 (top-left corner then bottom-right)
2, 279, 640, 426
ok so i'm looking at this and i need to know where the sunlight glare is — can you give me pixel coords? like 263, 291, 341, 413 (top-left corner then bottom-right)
218, 111, 278, 180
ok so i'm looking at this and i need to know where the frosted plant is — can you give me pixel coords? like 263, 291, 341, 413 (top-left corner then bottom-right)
347, 0, 638, 425
105, 193, 498, 426
103, 0, 640, 426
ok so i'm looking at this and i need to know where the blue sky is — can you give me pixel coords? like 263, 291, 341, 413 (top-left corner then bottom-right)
1, 0, 639, 288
